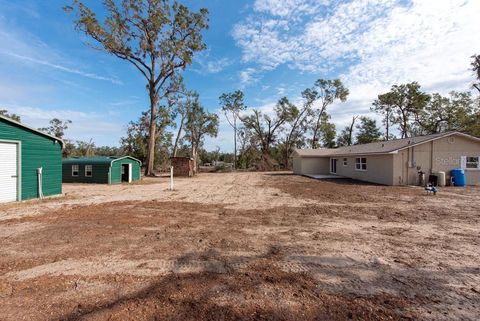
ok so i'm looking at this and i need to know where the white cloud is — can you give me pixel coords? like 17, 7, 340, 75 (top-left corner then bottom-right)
239, 67, 261, 86
253, 0, 327, 17
0, 22, 121, 85
205, 58, 232, 73
4, 105, 124, 146
234, 0, 480, 132
192, 53, 233, 74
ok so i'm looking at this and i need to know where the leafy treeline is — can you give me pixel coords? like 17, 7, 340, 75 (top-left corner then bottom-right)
372, 83, 478, 139
221, 53, 480, 169
2, 27, 478, 171
0, 110, 21, 122
59, 1, 479, 172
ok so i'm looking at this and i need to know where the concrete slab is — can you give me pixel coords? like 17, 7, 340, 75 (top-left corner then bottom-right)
304, 174, 345, 179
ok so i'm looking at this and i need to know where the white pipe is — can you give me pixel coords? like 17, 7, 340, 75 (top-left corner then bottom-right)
37, 167, 44, 199
170, 166, 174, 191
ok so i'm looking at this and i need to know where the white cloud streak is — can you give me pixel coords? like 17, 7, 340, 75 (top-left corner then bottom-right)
4, 105, 124, 145
5, 53, 122, 85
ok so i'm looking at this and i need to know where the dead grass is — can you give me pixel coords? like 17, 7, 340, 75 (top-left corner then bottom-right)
0, 172, 479, 320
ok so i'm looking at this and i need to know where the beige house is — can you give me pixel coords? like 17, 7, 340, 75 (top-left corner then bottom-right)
292, 131, 480, 186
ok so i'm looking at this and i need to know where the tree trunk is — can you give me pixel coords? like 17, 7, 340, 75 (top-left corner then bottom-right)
233, 118, 237, 170
191, 143, 198, 175
172, 115, 185, 157
285, 143, 290, 169
401, 110, 408, 138
347, 116, 356, 146
311, 124, 319, 149
311, 107, 326, 149
145, 84, 158, 176
386, 113, 389, 141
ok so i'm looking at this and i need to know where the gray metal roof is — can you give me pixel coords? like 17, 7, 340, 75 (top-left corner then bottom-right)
293, 131, 480, 157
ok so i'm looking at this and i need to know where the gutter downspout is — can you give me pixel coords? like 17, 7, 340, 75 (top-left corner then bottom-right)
37, 167, 44, 199
430, 140, 434, 174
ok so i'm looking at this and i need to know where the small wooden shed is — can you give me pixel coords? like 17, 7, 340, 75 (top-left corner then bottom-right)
62, 156, 141, 184
171, 157, 194, 177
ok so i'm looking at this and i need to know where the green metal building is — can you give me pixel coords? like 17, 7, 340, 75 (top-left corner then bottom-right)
0, 115, 63, 203
62, 156, 141, 184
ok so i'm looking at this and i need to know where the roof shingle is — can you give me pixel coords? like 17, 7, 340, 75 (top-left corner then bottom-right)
294, 131, 477, 157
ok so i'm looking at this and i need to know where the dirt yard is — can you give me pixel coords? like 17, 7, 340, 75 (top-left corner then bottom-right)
0, 172, 479, 321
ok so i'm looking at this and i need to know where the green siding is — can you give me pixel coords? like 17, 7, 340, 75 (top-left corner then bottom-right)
62, 156, 141, 184
110, 158, 141, 184
62, 163, 110, 183
0, 118, 62, 200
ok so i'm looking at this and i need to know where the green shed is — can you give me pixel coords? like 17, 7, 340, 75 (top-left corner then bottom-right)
0, 115, 63, 203
62, 156, 141, 184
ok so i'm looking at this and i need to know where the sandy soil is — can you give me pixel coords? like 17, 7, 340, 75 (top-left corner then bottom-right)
0, 172, 479, 320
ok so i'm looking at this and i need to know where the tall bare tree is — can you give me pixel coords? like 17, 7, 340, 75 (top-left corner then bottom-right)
282, 93, 313, 168
65, 0, 209, 175
241, 97, 297, 168
219, 90, 247, 170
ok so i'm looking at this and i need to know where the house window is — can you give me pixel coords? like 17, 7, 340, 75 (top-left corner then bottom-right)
466, 156, 480, 169
72, 165, 79, 176
85, 165, 93, 177
343, 158, 348, 166
355, 157, 367, 171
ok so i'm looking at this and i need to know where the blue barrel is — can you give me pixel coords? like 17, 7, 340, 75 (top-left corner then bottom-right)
451, 168, 466, 187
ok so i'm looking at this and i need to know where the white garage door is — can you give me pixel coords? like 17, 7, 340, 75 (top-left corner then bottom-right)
0, 142, 18, 203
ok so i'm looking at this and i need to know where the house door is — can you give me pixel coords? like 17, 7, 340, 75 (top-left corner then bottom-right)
0, 142, 18, 203
330, 158, 337, 174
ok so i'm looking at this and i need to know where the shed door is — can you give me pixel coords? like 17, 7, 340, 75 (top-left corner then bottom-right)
0, 142, 18, 203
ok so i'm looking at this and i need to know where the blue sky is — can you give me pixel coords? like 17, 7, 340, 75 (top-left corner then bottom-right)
0, 0, 479, 151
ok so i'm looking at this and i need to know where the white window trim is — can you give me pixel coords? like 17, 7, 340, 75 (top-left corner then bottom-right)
355, 157, 367, 171
85, 165, 93, 177
465, 156, 480, 170
343, 158, 348, 166
72, 165, 79, 177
